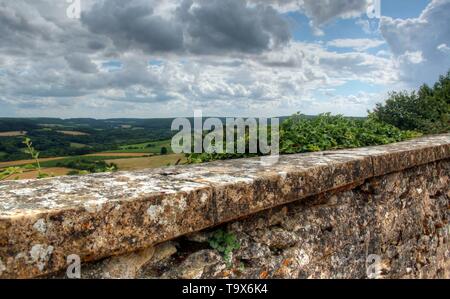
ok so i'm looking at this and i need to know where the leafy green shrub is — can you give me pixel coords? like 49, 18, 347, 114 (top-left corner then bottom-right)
0, 167, 22, 181
371, 71, 450, 134
280, 113, 419, 154
160, 146, 168, 155
187, 113, 419, 163
57, 159, 117, 174
186, 124, 276, 163
209, 229, 241, 265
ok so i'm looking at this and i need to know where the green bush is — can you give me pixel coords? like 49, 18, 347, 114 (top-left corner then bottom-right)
187, 113, 419, 163
280, 113, 419, 154
57, 159, 117, 174
160, 146, 168, 155
371, 71, 450, 134
209, 229, 240, 265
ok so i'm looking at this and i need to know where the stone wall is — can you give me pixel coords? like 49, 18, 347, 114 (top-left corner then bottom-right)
140, 159, 449, 279
0, 134, 449, 279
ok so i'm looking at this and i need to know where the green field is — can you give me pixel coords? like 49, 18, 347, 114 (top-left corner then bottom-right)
109, 139, 173, 154
0, 151, 6, 159
70, 142, 89, 149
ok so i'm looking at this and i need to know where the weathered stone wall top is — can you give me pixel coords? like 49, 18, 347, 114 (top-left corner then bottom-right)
1, 134, 449, 278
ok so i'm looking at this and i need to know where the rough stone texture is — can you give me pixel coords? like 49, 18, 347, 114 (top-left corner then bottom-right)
0, 134, 449, 278
80, 242, 177, 279
142, 159, 450, 279
96, 246, 156, 279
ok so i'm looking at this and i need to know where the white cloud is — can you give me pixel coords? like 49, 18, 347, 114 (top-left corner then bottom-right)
437, 43, 450, 54
355, 18, 371, 34
398, 51, 425, 65
0, 0, 448, 118
380, 0, 450, 86
301, 0, 369, 31
308, 91, 385, 116
327, 38, 385, 52
0, 38, 396, 117
252, 0, 371, 34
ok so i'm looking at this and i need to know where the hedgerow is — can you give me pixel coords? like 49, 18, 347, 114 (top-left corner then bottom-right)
187, 113, 420, 163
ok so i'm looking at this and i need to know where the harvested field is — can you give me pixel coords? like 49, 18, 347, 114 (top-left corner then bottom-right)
0, 131, 27, 137
57, 130, 89, 136
106, 154, 186, 171
86, 152, 152, 157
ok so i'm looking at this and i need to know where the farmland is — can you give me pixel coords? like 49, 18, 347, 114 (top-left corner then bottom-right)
0, 131, 27, 137
57, 130, 90, 136
108, 139, 173, 154
0, 153, 184, 181
0, 116, 261, 180
0, 114, 404, 180
0, 118, 185, 180
106, 154, 186, 171
0, 118, 177, 162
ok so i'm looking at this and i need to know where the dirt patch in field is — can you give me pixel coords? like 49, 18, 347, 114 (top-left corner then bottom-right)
57, 130, 90, 136
0, 131, 27, 137
86, 152, 152, 157
106, 154, 186, 171
70, 142, 89, 148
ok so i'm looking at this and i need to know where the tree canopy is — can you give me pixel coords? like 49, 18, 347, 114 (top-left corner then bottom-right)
371, 71, 450, 134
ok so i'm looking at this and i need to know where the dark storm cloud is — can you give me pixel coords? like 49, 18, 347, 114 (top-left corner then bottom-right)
65, 53, 98, 73
87, 40, 107, 51
177, 0, 291, 54
81, 0, 185, 53
302, 0, 368, 27
0, 0, 404, 117
250, 0, 369, 29
0, 1, 57, 54
81, 0, 291, 55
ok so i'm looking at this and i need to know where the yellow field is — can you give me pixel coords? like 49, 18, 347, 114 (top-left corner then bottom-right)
57, 130, 90, 136
0, 131, 27, 137
106, 154, 186, 171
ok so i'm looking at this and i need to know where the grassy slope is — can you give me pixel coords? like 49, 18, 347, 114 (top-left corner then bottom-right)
108, 139, 173, 154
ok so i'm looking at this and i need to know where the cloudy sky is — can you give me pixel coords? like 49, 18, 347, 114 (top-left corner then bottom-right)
0, 0, 449, 118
